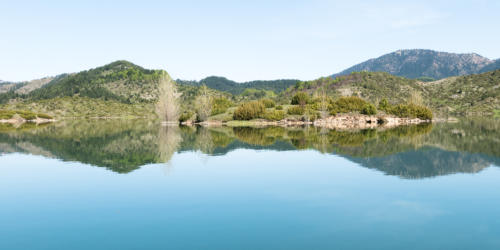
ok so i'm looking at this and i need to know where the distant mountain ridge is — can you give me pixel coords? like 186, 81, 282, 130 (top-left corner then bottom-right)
333, 49, 498, 80
177, 76, 299, 95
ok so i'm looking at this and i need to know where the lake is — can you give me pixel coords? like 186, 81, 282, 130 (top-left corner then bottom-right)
1, 120, 500, 250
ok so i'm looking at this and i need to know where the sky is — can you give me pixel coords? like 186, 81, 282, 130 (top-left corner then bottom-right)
1, 0, 500, 82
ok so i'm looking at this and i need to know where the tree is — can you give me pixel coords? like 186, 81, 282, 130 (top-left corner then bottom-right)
156, 72, 180, 123
195, 85, 212, 122
291, 92, 310, 106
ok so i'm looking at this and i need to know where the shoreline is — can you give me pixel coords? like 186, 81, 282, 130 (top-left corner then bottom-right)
0, 117, 56, 125
178, 114, 432, 129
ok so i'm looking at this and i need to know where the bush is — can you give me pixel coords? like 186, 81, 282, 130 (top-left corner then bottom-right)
179, 111, 194, 122
334, 96, 369, 113
263, 110, 285, 121
291, 92, 310, 105
388, 103, 433, 120
361, 103, 377, 115
275, 105, 283, 110
287, 106, 305, 115
0, 110, 16, 120
379, 98, 389, 111
36, 113, 54, 119
233, 101, 266, 120
17, 110, 37, 120
260, 98, 275, 108
211, 97, 233, 115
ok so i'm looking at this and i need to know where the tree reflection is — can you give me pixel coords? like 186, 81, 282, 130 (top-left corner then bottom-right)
0, 119, 499, 178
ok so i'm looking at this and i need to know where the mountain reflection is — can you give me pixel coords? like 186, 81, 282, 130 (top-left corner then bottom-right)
0, 119, 499, 178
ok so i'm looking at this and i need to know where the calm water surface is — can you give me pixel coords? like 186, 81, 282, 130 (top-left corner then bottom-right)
1, 120, 499, 250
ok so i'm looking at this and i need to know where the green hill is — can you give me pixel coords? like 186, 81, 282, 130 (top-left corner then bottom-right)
283, 71, 425, 105
177, 76, 298, 95
284, 70, 500, 117
425, 69, 500, 116
0, 61, 232, 118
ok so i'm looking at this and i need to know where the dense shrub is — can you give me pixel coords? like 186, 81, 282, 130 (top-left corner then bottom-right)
291, 92, 310, 105
0, 110, 16, 119
233, 101, 265, 120
260, 98, 276, 108
388, 103, 433, 120
287, 106, 305, 115
378, 98, 389, 111
333, 96, 369, 113
361, 103, 377, 115
211, 97, 233, 115
263, 110, 285, 121
36, 113, 54, 119
275, 105, 283, 110
16, 110, 38, 120
179, 111, 194, 122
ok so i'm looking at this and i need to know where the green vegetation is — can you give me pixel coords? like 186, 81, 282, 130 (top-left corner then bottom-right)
179, 111, 195, 122
5, 60, 479, 122
260, 98, 275, 108
287, 106, 305, 115
1, 96, 155, 118
361, 103, 377, 115
426, 69, 500, 116
284, 72, 425, 107
177, 76, 298, 95
0, 109, 53, 120
291, 92, 310, 105
383, 103, 433, 120
262, 110, 285, 121
330, 96, 373, 114
211, 96, 233, 115
233, 101, 266, 120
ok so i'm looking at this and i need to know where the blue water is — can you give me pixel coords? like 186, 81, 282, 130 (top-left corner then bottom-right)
2, 148, 500, 250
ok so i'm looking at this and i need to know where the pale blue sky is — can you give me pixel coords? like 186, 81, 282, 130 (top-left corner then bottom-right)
1, 0, 499, 82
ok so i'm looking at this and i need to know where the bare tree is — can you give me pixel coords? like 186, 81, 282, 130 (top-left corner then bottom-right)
195, 85, 212, 122
156, 72, 180, 123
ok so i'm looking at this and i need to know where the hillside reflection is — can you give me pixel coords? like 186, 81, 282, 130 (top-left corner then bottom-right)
1, 119, 499, 178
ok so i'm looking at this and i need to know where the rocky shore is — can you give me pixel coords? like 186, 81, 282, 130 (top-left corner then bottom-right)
0, 116, 56, 125
179, 114, 431, 128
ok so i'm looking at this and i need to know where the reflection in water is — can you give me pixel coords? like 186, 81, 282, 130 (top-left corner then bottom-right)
0, 119, 499, 178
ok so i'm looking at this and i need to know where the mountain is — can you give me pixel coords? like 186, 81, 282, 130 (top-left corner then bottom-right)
177, 76, 299, 95
333, 49, 497, 80
479, 59, 500, 73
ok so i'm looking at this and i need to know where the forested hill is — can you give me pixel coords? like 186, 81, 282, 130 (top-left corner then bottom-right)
177, 76, 299, 95
24, 60, 165, 104
333, 49, 498, 80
